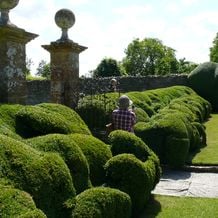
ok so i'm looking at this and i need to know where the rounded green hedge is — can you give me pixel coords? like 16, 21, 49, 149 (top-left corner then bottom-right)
188, 62, 218, 111
108, 130, 154, 162
109, 130, 161, 188
15, 104, 90, 138
0, 104, 24, 140
73, 187, 132, 218
38, 103, 91, 135
0, 134, 75, 218
104, 154, 156, 215
69, 133, 112, 186
135, 112, 190, 167
25, 133, 91, 194
0, 183, 46, 218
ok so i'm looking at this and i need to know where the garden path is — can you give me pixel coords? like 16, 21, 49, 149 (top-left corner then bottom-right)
152, 168, 218, 198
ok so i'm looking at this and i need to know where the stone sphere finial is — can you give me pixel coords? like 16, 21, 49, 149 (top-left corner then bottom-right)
0, 0, 19, 26
55, 8, 75, 42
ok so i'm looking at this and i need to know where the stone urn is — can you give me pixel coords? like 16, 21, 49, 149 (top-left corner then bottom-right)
55, 8, 75, 42
0, 0, 19, 26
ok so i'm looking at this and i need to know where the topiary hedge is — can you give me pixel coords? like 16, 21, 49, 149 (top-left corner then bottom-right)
0, 183, 46, 218
69, 133, 112, 186
25, 133, 91, 194
135, 112, 191, 167
188, 62, 218, 111
15, 104, 90, 138
108, 130, 155, 162
72, 187, 132, 218
104, 154, 157, 216
108, 130, 161, 187
0, 104, 24, 140
0, 134, 75, 218
38, 103, 91, 135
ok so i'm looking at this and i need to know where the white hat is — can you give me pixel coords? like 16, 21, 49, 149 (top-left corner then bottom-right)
118, 95, 132, 109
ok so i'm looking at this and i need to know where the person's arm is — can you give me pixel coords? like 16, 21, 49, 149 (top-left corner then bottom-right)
131, 112, 136, 126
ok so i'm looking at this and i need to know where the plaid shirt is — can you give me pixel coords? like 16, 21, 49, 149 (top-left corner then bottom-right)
112, 109, 136, 132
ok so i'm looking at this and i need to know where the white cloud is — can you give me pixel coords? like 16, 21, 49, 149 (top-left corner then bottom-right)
7, 0, 218, 76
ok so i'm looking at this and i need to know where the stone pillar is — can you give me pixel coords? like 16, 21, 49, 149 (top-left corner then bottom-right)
42, 9, 87, 108
0, 0, 38, 104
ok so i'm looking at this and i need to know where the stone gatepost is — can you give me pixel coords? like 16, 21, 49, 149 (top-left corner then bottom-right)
42, 9, 87, 108
0, 0, 38, 104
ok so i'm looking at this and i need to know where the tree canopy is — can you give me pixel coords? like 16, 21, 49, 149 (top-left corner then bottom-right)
93, 58, 123, 77
36, 60, 51, 79
122, 38, 179, 76
210, 32, 218, 62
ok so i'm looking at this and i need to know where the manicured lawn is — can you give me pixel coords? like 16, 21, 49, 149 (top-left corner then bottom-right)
139, 194, 218, 218
188, 114, 218, 165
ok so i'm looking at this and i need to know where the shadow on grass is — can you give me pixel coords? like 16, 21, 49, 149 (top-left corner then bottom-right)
137, 195, 161, 218
186, 142, 207, 165
186, 148, 202, 164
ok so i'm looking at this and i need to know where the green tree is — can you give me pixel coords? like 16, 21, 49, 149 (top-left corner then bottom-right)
177, 58, 198, 74
210, 32, 218, 62
36, 60, 51, 79
93, 57, 123, 77
25, 58, 33, 76
122, 38, 179, 76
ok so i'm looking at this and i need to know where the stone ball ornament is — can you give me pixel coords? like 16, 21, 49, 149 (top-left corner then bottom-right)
55, 8, 75, 42
0, 0, 19, 10
0, 0, 19, 26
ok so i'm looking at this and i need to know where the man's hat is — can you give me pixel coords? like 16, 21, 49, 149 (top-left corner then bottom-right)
118, 95, 132, 109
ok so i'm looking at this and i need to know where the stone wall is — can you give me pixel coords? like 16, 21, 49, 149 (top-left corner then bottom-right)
26, 80, 50, 105
79, 74, 189, 95
26, 74, 189, 105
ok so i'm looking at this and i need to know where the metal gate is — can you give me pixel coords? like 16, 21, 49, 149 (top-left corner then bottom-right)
76, 78, 121, 141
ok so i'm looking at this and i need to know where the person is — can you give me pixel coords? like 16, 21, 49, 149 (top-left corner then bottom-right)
112, 95, 136, 133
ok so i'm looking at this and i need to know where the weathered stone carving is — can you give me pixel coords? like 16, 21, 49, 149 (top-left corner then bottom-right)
0, 0, 19, 26
55, 8, 75, 42
42, 9, 87, 108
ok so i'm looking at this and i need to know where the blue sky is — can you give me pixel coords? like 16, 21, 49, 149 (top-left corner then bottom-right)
11, 0, 218, 76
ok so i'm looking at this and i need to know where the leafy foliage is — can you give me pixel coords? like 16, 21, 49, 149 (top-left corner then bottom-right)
0, 135, 75, 218
73, 187, 132, 218
0, 183, 46, 218
210, 32, 218, 62
25, 134, 91, 194
15, 104, 91, 138
69, 133, 112, 186
36, 60, 51, 79
93, 57, 123, 77
177, 58, 198, 74
122, 38, 178, 76
104, 154, 157, 215
188, 62, 218, 111
108, 130, 154, 162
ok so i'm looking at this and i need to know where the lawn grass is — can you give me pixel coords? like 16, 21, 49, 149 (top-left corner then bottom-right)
139, 194, 218, 218
187, 114, 218, 165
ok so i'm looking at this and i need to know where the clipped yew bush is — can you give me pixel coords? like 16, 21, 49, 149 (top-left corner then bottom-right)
0, 183, 46, 218
135, 112, 190, 167
15, 104, 90, 138
25, 134, 91, 194
73, 187, 132, 218
0, 134, 75, 218
108, 130, 161, 186
38, 103, 91, 135
70, 133, 112, 186
104, 154, 156, 216
109, 130, 154, 162
188, 62, 218, 111
0, 104, 24, 140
